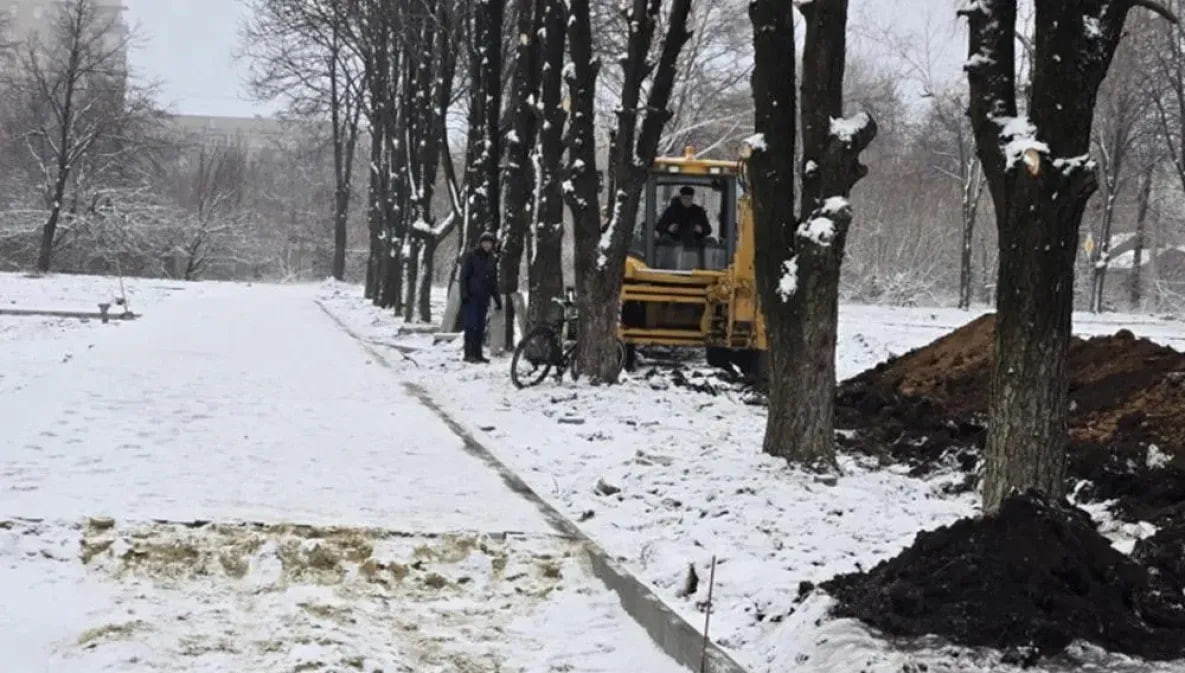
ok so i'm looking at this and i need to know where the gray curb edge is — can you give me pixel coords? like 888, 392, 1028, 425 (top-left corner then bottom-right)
315, 299, 750, 673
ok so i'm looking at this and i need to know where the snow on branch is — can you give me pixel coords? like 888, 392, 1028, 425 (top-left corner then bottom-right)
797, 217, 835, 247
830, 113, 873, 143
995, 116, 1049, 172
956, 0, 986, 16
1052, 154, 1096, 176
777, 257, 798, 301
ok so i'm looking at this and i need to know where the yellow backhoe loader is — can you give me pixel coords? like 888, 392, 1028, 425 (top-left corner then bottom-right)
619, 146, 767, 376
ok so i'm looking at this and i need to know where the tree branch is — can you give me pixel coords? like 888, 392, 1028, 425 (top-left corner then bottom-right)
1133, 0, 1179, 24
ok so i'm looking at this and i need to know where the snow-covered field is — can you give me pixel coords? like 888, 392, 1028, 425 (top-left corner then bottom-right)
5, 271, 1183, 673
316, 280, 1185, 673
0, 273, 684, 673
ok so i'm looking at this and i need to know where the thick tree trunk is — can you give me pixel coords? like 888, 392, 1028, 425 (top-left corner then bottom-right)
981, 173, 1087, 508
748, 0, 799, 460
567, 0, 691, 383
964, 0, 1142, 511
1130, 165, 1153, 308
751, 0, 873, 468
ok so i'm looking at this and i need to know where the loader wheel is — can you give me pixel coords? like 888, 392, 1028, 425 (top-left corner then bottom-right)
623, 343, 638, 372
736, 349, 769, 383
706, 347, 732, 370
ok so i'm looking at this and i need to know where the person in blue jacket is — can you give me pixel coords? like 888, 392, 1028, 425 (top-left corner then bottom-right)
460, 231, 502, 363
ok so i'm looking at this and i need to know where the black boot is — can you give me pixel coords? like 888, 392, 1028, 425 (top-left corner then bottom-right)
474, 331, 490, 363
462, 332, 476, 362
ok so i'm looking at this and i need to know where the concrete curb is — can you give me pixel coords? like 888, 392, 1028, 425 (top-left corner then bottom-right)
315, 299, 750, 673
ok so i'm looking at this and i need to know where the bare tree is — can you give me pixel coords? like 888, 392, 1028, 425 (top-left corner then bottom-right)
243, 0, 365, 282
9, 0, 155, 273
166, 141, 250, 280
1087, 30, 1155, 312
1129, 161, 1156, 307
963, 0, 1177, 512
564, 0, 693, 383
749, 0, 876, 468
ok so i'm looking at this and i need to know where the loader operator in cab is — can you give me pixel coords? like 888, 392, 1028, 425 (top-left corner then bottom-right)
656, 186, 711, 241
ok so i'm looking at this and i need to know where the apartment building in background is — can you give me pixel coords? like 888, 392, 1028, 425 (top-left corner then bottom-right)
1, 0, 129, 71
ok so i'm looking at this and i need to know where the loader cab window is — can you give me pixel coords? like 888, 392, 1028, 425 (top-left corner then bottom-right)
631, 173, 737, 272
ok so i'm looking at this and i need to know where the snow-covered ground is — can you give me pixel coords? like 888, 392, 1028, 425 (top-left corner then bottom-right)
316, 280, 1185, 673
0, 273, 684, 673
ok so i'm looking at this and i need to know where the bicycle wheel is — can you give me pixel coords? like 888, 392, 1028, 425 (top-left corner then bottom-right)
511, 326, 560, 389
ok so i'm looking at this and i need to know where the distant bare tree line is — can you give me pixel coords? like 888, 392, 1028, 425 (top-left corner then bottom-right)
3, 0, 1185, 317
0, 0, 373, 281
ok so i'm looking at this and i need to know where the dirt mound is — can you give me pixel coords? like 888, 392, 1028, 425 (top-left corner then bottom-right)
837, 314, 1185, 524
843, 313, 996, 417
823, 492, 1185, 662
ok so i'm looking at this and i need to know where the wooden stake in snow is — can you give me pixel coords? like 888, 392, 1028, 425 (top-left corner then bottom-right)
700, 555, 717, 673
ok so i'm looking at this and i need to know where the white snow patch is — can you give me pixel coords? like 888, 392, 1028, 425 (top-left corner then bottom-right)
798, 217, 836, 247
744, 133, 767, 152
822, 196, 849, 215
1084, 14, 1102, 38
830, 112, 872, 142
966, 52, 994, 68
996, 116, 1049, 170
1147, 444, 1174, 469
778, 257, 798, 299
1053, 154, 1094, 174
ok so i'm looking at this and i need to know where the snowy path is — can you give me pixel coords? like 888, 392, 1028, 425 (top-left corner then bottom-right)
1, 283, 552, 532
0, 276, 685, 673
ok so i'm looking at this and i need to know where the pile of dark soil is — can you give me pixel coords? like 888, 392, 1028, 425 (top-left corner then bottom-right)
836, 313, 1185, 525
824, 493, 1185, 662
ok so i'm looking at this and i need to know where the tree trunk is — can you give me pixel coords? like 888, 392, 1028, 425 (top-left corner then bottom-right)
419, 235, 437, 322
37, 199, 64, 273
528, 0, 567, 329
333, 185, 350, 281
751, 0, 874, 469
402, 236, 421, 321
362, 2, 392, 303
748, 0, 798, 461
1130, 165, 1153, 309
958, 164, 983, 310
500, 0, 544, 345
1090, 188, 1118, 312
980, 175, 1085, 508
464, 0, 505, 239
964, 0, 1141, 511
567, 0, 691, 383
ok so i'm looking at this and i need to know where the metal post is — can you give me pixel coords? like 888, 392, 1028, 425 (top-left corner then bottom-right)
700, 555, 717, 673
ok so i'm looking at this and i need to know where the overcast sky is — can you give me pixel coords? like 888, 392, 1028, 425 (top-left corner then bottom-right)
123, 0, 965, 119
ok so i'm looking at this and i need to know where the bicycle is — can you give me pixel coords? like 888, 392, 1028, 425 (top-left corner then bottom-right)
509, 292, 626, 389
